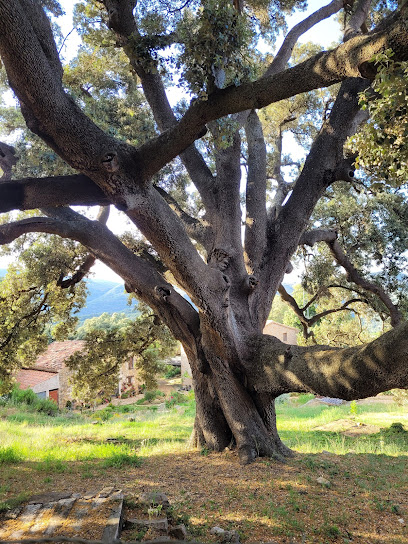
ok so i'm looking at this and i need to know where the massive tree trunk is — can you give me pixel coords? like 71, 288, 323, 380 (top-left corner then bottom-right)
182, 317, 408, 464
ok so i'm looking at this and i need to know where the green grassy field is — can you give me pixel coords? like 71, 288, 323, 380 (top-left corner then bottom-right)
1, 394, 408, 465
1, 394, 408, 543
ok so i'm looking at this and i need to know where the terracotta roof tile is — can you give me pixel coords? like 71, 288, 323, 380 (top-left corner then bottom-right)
15, 369, 57, 389
33, 340, 85, 372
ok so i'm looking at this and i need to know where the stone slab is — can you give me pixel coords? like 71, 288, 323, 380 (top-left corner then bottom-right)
102, 494, 124, 543
28, 492, 73, 504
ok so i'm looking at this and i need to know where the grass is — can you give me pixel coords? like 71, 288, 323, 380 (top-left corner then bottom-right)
1, 396, 408, 463
1, 394, 408, 543
276, 400, 408, 455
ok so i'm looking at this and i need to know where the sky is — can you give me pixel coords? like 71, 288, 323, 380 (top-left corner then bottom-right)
0, 0, 342, 283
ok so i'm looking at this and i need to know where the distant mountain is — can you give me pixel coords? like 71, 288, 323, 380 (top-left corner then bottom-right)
0, 268, 294, 319
78, 278, 138, 321
0, 268, 136, 320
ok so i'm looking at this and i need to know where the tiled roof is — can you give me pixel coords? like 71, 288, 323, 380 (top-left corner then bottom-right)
33, 340, 85, 372
15, 368, 56, 389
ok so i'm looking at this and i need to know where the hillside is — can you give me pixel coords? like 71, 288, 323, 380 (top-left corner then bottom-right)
78, 279, 137, 320
0, 268, 136, 320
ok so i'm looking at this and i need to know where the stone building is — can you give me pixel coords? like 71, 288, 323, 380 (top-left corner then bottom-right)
15, 340, 85, 408
15, 340, 142, 408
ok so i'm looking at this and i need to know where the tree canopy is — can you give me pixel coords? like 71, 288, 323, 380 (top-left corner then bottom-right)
66, 307, 178, 403
0, 0, 407, 463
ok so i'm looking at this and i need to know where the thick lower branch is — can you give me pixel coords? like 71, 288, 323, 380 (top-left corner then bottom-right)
249, 321, 408, 399
244, 110, 267, 272
0, 174, 109, 213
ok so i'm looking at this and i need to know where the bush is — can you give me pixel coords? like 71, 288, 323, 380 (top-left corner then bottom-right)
37, 398, 59, 416
0, 446, 22, 465
10, 387, 38, 406
8, 385, 59, 416
136, 390, 165, 404
165, 391, 187, 408
163, 365, 181, 379
98, 408, 114, 421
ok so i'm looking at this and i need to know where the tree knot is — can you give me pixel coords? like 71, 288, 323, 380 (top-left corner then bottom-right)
101, 152, 119, 172
154, 285, 172, 301
208, 247, 233, 271
243, 275, 258, 293
334, 155, 357, 183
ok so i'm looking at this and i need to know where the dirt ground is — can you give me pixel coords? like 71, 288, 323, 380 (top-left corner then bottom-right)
2, 446, 408, 544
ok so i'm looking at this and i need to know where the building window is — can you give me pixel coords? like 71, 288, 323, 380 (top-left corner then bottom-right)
127, 376, 133, 385
128, 358, 134, 370
283, 332, 288, 342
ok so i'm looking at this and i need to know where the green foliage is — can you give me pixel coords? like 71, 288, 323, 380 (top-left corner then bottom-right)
0, 493, 29, 514
351, 51, 408, 187
64, 46, 156, 147
0, 446, 22, 465
349, 400, 358, 416
7, 385, 59, 416
136, 389, 165, 404
74, 312, 134, 339
165, 391, 188, 408
380, 422, 408, 436
388, 389, 408, 406
176, 0, 255, 94
0, 238, 88, 392
66, 307, 177, 403
163, 364, 181, 379
102, 452, 141, 468
35, 458, 68, 473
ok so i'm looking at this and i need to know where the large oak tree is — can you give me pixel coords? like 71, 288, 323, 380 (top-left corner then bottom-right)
0, 0, 408, 463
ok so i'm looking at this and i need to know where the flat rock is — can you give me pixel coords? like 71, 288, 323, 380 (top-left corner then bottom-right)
28, 492, 72, 504
316, 476, 331, 487
168, 524, 187, 539
99, 487, 115, 498
102, 493, 124, 543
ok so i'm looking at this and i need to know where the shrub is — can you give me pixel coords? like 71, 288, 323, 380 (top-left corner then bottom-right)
7, 385, 59, 415
381, 422, 408, 436
0, 446, 22, 465
37, 398, 59, 416
165, 391, 187, 408
136, 390, 165, 404
163, 365, 181, 379
10, 386, 38, 406
98, 408, 114, 421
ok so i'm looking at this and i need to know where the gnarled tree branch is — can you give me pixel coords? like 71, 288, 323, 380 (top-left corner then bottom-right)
0, 174, 109, 213
278, 283, 366, 340
154, 185, 214, 251
56, 206, 110, 289
265, 0, 344, 76
0, 142, 18, 181
300, 228, 403, 326
0, 209, 200, 347
244, 110, 267, 273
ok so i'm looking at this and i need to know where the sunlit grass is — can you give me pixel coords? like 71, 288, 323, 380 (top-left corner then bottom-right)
1, 396, 407, 463
0, 404, 194, 462
277, 401, 408, 456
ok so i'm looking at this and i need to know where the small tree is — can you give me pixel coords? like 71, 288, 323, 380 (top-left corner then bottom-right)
65, 307, 178, 402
